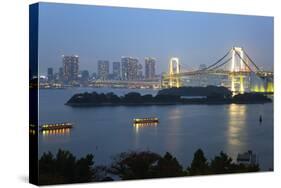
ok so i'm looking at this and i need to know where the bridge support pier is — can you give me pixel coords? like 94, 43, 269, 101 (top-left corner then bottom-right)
230, 74, 245, 94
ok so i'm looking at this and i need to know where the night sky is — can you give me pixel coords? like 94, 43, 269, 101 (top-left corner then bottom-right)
38, 2, 273, 75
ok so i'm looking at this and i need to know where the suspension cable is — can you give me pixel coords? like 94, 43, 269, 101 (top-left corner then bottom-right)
243, 50, 261, 71
208, 57, 233, 71
234, 49, 254, 73
198, 49, 231, 72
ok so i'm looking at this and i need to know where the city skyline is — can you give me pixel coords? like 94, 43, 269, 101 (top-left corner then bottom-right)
42, 55, 158, 81
38, 3, 273, 75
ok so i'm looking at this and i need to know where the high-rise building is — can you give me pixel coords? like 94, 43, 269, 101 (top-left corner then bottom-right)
62, 55, 79, 84
137, 63, 143, 80
81, 70, 90, 81
80, 70, 90, 86
145, 57, 156, 80
98, 60, 109, 80
47, 67, 54, 82
58, 67, 64, 82
112, 62, 121, 80
121, 57, 138, 80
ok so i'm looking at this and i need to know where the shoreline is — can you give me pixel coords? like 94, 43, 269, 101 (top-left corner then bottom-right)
65, 100, 272, 107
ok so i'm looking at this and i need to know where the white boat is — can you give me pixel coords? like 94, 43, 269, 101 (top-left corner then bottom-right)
237, 150, 257, 165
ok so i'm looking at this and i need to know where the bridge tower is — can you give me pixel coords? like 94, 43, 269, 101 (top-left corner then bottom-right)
230, 47, 249, 94
168, 57, 181, 88
231, 47, 246, 72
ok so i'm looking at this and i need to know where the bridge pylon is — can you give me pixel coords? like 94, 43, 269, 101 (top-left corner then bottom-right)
166, 57, 181, 88
229, 47, 250, 93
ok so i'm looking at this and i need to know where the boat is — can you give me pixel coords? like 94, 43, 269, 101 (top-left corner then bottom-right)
133, 117, 159, 124
40, 122, 73, 131
237, 150, 257, 165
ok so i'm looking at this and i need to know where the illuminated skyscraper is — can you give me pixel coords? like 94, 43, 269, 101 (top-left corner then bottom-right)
98, 60, 109, 80
121, 57, 138, 80
145, 57, 156, 80
62, 55, 79, 84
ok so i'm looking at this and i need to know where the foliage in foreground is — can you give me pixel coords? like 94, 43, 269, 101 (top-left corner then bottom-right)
39, 149, 260, 185
39, 149, 95, 185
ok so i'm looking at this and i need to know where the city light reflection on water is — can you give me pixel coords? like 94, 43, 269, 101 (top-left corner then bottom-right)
41, 128, 71, 143
226, 104, 248, 155
132, 122, 158, 149
42, 128, 71, 136
133, 122, 158, 134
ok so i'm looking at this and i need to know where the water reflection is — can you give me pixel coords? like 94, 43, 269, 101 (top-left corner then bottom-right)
226, 104, 248, 155
41, 128, 71, 143
165, 107, 183, 152
42, 128, 71, 136
133, 122, 158, 148
133, 123, 158, 134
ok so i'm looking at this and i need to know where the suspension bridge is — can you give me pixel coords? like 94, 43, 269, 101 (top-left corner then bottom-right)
161, 47, 274, 94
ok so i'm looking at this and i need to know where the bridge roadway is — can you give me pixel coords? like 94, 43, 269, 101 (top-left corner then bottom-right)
165, 70, 273, 79
89, 79, 161, 87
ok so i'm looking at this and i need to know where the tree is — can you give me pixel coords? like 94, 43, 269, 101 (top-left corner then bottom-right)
55, 149, 76, 182
109, 151, 161, 180
75, 154, 95, 183
210, 151, 260, 174
93, 165, 114, 181
123, 92, 142, 103
106, 92, 121, 103
39, 151, 55, 174
39, 149, 96, 185
210, 151, 236, 174
187, 149, 210, 175
154, 152, 184, 177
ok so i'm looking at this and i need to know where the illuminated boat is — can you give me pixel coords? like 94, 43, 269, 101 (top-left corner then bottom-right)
133, 117, 159, 124
40, 122, 73, 131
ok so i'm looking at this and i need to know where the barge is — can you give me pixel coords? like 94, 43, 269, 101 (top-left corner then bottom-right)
133, 117, 159, 124
40, 122, 73, 131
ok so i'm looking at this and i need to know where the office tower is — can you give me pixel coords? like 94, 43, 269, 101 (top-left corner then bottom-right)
62, 55, 79, 83
98, 60, 109, 80
137, 63, 143, 80
58, 67, 64, 82
121, 57, 138, 80
112, 62, 121, 80
47, 67, 54, 82
81, 70, 90, 81
145, 57, 156, 80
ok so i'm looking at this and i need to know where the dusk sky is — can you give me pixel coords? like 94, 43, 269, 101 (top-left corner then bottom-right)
38, 2, 273, 75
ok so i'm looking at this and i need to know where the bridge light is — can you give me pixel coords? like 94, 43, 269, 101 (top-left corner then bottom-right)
260, 85, 265, 92
267, 82, 274, 92
169, 57, 181, 88
239, 75, 244, 94
253, 85, 259, 92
